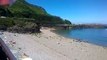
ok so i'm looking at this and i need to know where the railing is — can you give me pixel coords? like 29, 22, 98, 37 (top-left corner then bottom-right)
0, 38, 17, 60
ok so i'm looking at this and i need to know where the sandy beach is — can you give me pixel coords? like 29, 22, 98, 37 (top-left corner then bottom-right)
1, 28, 107, 60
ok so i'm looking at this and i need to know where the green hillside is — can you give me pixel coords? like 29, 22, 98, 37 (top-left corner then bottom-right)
0, 0, 72, 33
9, 0, 48, 15
0, 0, 71, 24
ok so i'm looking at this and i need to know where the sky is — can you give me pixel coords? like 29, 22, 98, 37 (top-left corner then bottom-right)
26, 0, 107, 24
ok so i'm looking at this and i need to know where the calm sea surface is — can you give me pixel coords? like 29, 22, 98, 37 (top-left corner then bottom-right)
55, 28, 107, 47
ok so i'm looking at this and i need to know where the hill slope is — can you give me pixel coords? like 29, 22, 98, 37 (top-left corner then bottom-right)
0, 0, 72, 33
0, 0, 71, 25
8, 0, 48, 15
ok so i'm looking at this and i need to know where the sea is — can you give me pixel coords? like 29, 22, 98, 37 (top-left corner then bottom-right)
55, 28, 107, 47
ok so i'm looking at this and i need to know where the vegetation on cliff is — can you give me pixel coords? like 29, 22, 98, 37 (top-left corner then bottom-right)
0, 0, 71, 24
0, 18, 41, 33
0, 0, 72, 33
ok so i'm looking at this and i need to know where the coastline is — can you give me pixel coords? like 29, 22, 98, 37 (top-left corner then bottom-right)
52, 28, 107, 48
1, 28, 107, 60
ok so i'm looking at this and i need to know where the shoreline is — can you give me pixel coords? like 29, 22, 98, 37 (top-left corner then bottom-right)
52, 28, 107, 48
1, 28, 107, 60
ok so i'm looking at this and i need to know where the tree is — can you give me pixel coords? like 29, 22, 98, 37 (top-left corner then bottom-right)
64, 19, 72, 24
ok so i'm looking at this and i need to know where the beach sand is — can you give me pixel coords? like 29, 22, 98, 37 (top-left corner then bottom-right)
2, 28, 107, 60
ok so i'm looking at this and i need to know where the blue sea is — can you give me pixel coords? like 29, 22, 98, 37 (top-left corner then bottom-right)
55, 28, 107, 47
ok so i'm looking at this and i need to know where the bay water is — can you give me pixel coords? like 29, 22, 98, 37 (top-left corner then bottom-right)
55, 28, 107, 47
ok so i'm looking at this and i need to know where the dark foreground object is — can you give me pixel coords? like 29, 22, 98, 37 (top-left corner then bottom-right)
0, 46, 7, 60
0, 38, 17, 60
